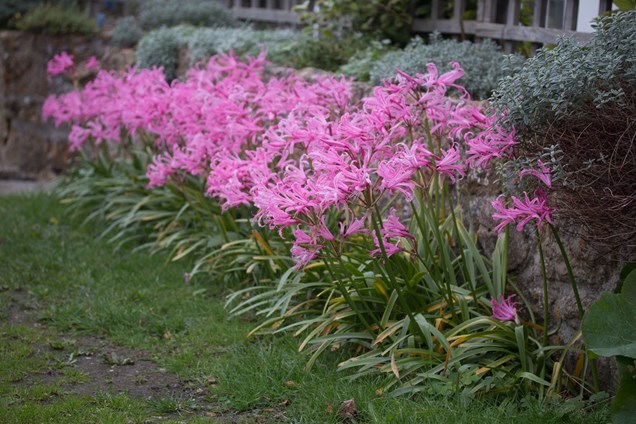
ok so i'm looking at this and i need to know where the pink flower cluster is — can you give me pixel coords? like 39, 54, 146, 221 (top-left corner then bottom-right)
47, 52, 74, 77
250, 62, 522, 266
491, 160, 553, 233
43, 51, 548, 266
490, 294, 520, 322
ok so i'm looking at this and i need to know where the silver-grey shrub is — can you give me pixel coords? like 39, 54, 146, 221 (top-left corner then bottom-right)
370, 34, 524, 100
491, 10, 636, 129
111, 16, 143, 48
135, 27, 183, 80
139, 0, 235, 30
187, 27, 299, 63
135, 25, 303, 77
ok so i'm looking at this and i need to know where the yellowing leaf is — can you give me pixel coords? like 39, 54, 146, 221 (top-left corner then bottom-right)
390, 352, 400, 379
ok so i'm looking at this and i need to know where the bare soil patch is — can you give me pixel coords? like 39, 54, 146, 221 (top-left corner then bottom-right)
2, 289, 283, 422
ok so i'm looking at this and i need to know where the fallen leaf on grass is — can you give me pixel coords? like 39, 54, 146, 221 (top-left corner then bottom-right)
326, 402, 333, 414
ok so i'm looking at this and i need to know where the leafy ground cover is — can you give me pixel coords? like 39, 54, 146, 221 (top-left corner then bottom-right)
0, 193, 610, 423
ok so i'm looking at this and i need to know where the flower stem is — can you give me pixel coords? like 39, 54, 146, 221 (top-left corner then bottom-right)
535, 227, 549, 398
549, 224, 599, 392
549, 225, 583, 318
535, 228, 550, 349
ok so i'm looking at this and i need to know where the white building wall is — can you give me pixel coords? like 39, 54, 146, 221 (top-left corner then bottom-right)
577, 0, 600, 32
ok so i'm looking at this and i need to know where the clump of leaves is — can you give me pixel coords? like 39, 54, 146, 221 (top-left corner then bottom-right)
135, 27, 183, 80
370, 33, 524, 99
300, 0, 414, 46
0, 0, 38, 28
111, 16, 143, 48
582, 265, 636, 424
12, 2, 96, 35
338, 39, 394, 81
139, 0, 235, 30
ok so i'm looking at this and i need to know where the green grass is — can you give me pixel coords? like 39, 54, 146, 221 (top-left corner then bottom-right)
0, 194, 611, 423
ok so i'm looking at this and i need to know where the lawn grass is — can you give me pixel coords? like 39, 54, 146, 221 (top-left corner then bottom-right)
0, 193, 611, 423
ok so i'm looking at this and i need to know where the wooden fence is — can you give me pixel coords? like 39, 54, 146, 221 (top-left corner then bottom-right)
220, 0, 614, 52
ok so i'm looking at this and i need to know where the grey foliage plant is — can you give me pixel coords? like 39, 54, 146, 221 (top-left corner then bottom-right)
491, 10, 636, 130
111, 16, 143, 48
370, 33, 524, 100
187, 27, 299, 63
135, 27, 182, 80
139, 0, 235, 30
135, 25, 306, 77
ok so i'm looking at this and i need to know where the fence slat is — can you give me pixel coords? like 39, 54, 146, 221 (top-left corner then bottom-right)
233, 7, 300, 23
599, 0, 612, 14
481, 0, 494, 22
431, 0, 441, 19
453, 0, 465, 21
564, 0, 578, 30
533, 0, 546, 26
228, 0, 598, 49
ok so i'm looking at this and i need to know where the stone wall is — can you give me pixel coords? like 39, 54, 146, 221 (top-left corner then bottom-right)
463, 171, 629, 388
0, 31, 133, 179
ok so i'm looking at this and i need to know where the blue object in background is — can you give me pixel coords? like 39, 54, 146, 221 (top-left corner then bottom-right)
96, 12, 106, 28
104, 0, 117, 11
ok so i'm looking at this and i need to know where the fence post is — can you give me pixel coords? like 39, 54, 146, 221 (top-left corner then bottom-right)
453, 0, 466, 39
504, 0, 520, 52
564, 0, 579, 30
598, 0, 612, 14
530, 0, 545, 54
431, 0, 441, 19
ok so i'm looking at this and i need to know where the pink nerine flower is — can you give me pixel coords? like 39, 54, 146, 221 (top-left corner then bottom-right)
85, 56, 100, 71
47, 52, 74, 77
519, 160, 552, 188
490, 294, 519, 322
491, 189, 553, 233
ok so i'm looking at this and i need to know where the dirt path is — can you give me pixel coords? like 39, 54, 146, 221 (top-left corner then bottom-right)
3, 288, 278, 422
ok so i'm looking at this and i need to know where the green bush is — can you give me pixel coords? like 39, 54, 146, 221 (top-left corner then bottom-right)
300, 0, 414, 46
139, 0, 235, 30
13, 2, 96, 35
135, 25, 324, 76
370, 34, 524, 99
135, 27, 182, 80
111, 16, 143, 48
0, 0, 39, 27
338, 39, 394, 81
267, 33, 377, 72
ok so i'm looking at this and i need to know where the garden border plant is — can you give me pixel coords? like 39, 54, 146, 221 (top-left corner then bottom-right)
41, 12, 635, 408
42, 52, 574, 400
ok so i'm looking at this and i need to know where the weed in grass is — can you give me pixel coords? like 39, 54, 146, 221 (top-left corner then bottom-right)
102, 352, 135, 366
58, 368, 91, 385
147, 394, 200, 415
48, 337, 77, 350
